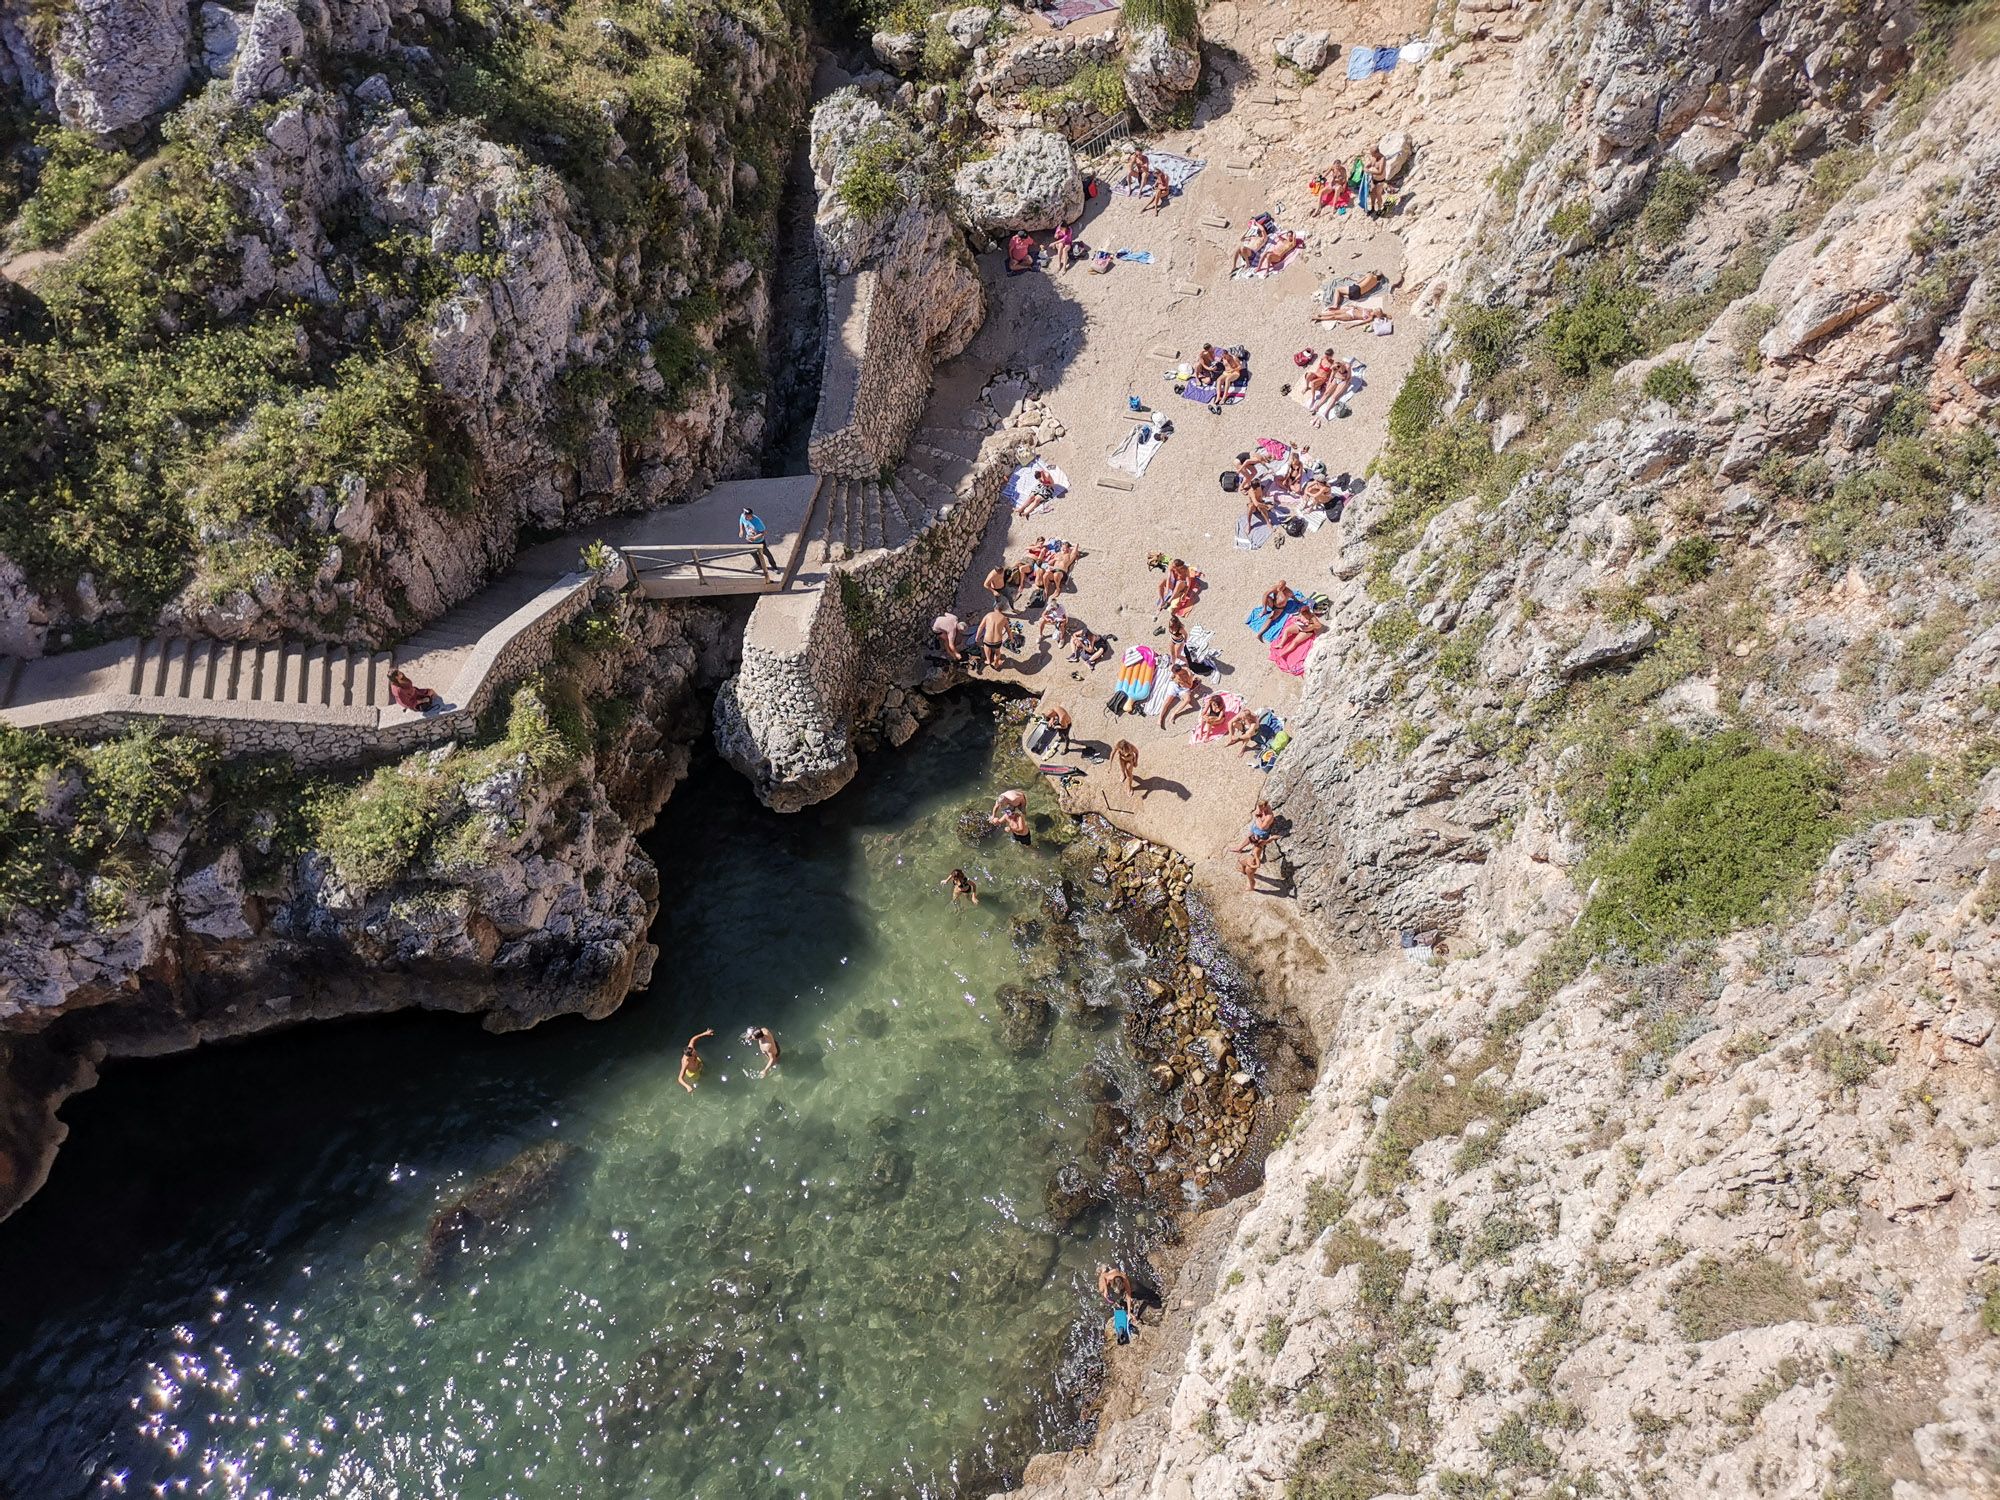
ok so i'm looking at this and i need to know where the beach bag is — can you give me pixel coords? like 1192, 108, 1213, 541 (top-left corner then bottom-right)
1219, 470, 1241, 492
1085, 175, 1100, 198
1227, 344, 1250, 361
1284, 516, 1305, 537
1105, 690, 1128, 715
1250, 212, 1275, 233
1293, 348, 1314, 367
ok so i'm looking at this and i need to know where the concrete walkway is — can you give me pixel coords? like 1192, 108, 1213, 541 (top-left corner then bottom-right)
0, 475, 825, 743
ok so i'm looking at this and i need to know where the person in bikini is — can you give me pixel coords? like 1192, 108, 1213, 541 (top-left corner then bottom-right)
677, 1028, 717, 1093
1218, 347, 1248, 393
945, 868, 979, 905
1231, 799, 1279, 855
1244, 479, 1276, 529
1197, 692, 1232, 737
747, 1026, 781, 1077
1225, 708, 1261, 752
1114, 739, 1144, 800
1141, 167, 1172, 214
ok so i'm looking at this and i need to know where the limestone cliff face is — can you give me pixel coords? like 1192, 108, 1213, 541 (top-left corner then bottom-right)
0, 595, 735, 1220
1013, 6, 2000, 1497
0, 0, 808, 651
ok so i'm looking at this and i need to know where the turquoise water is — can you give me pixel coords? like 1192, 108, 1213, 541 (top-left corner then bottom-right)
0, 698, 1218, 1499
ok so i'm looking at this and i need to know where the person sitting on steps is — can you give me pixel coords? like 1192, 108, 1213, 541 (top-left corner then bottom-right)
388, 669, 440, 713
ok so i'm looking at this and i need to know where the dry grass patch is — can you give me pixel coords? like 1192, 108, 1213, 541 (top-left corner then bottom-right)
1670, 1253, 1812, 1341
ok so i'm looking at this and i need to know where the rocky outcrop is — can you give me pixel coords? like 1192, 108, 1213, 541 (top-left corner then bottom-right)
806, 86, 983, 479
952, 127, 1083, 234
0, 594, 736, 1221
1010, 9, 2000, 1499
3, 0, 809, 651
1121, 24, 1198, 131
51, 0, 193, 136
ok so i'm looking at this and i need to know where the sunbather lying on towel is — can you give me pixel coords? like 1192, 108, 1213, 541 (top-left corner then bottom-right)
1232, 222, 1271, 272
1303, 351, 1353, 414
1319, 269, 1387, 311
1254, 230, 1303, 273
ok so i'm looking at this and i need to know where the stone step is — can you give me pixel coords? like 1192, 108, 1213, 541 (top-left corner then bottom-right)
857, 478, 882, 550
897, 465, 955, 519
815, 479, 842, 561
873, 481, 911, 549
921, 424, 991, 447
252, 642, 283, 704
884, 475, 926, 533
908, 443, 976, 497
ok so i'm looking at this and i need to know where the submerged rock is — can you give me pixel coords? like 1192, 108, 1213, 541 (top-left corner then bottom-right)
421, 1139, 577, 1275
994, 983, 1055, 1054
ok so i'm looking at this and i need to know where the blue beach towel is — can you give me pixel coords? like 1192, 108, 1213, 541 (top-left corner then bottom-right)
1374, 45, 1399, 71
1245, 598, 1304, 642
1113, 1307, 1131, 1342
1345, 46, 1377, 79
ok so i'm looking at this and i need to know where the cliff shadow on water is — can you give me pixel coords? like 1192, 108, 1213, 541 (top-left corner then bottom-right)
0, 692, 1291, 1499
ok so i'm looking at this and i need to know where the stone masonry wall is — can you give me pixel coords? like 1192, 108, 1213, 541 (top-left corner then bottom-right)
713, 446, 1021, 810
807, 262, 970, 480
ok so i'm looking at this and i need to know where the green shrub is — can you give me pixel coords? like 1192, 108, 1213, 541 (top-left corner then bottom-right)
12, 127, 131, 250
838, 131, 910, 219
1437, 614, 1496, 682
1634, 159, 1707, 249
1449, 303, 1523, 382
1806, 427, 1998, 570
1541, 268, 1648, 377
1372, 352, 1494, 549
1, 723, 218, 912
1546, 198, 1592, 243
1321, 1226, 1412, 1315
1490, 121, 1559, 203
1368, 607, 1420, 653
1652, 534, 1717, 587
1641, 360, 1700, 407
1569, 740, 1841, 963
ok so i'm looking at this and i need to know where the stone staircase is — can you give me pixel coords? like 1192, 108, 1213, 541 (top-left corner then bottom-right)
809, 428, 987, 564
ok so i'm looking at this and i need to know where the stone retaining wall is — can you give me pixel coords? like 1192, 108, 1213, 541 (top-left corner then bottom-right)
18, 571, 608, 768
807, 266, 955, 480
713, 446, 1021, 810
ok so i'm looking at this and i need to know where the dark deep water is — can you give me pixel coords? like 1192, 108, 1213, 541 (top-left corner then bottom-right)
0, 699, 1195, 1499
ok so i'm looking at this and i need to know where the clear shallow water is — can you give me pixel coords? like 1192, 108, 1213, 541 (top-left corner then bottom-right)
0, 699, 1175, 1499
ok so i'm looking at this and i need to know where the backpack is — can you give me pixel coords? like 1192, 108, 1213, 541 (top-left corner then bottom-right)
1219, 470, 1241, 492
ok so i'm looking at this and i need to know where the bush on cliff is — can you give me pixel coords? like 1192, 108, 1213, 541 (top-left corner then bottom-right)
11, 127, 131, 251
1540, 733, 1842, 988
0, 724, 219, 914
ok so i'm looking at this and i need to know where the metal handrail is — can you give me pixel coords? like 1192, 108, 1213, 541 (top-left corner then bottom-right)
620, 542, 776, 587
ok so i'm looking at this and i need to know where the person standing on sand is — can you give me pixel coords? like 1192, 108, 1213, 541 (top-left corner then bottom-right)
678, 1028, 716, 1093
983, 564, 1010, 609
1114, 740, 1144, 800
747, 1026, 780, 1077
1239, 848, 1267, 893
977, 607, 1011, 669
1231, 800, 1279, 854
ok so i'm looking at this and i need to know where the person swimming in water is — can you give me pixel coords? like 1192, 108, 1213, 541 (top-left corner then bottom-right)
677, 1028, 716, 1093
747, 1026, 780, 1077
945, 868, 980, 904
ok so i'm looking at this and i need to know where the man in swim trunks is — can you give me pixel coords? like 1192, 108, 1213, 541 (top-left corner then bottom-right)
1232, 221, 1271, 272
977, 607, 1011, 669
1098, 1264, 1135, 1314
748, 1026, 780, 1077
677, 1028, 716, 1093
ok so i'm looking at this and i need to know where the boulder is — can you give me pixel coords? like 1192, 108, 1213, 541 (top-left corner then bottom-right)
1378, 129, 1413, 180
952, 127, 1083, 233
200, 3, 244, 73
53, 0, 194, 136
1559, 618, 1660, 679
1274, 30, 1332, 73
230, 0, 309, 104
871, 29, 923, 73
944, 5, 993, 52
1121, 22, 1199, 129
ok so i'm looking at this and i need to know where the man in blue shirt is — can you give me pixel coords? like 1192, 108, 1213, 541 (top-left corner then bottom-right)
739, 506, 777, 577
